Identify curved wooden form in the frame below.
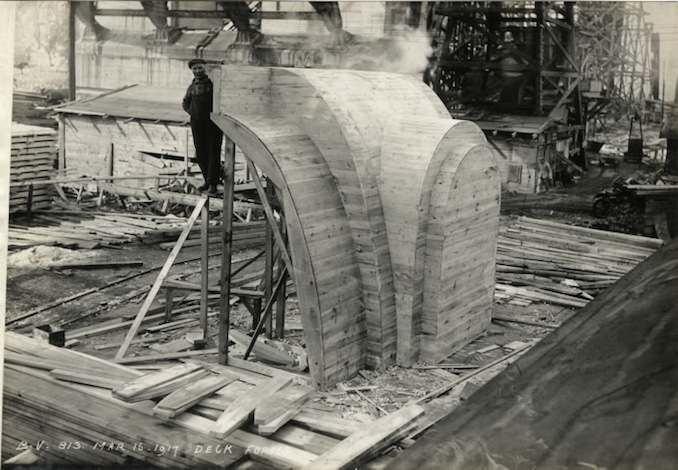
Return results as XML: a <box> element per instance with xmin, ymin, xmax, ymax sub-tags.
<box><xmin>211</xmin><ymin>113</ymin><xmax>364</xmax><ymax>390</ymax></box>
<box><xmin>422</xmin><ymin>144</ymin><xmax>501</xmax><ymax>362</ymax></box>
<box><xmin>212</xmin><ymin>66</ymin><xmax>501</xmax><ymax>387</ymax></box>
<box><xmin>381</xmin><ymin>117</ymin><xmax>499</xmax><ymax>365</ymax></box>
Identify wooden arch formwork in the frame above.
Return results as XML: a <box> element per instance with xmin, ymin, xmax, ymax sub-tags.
<box><xmin>212</xmin><ymin>66</ymin><xmax>501</xmax><ymax>390</ymax></box>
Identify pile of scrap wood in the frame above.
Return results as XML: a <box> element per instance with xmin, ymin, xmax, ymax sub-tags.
<box><xmin>7</xmin><ymin>211</ymin><xmax>265</xmax><ymax>251</ymax></box>
<box><xmin>495</xmin><ymin>216</ymin><xmax>663</xmax><ymax>308</ymax></box>
<box><xmin>10</xmin><ymin>123</ymin><xmax>57</xmax><ymax>214</ymax></box>
<box><xmin>3</xmin><ymin>332</ymin><xmax>424</xmax><ymax>469</ymax></box>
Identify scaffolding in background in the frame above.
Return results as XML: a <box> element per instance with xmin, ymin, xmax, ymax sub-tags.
<box><xmin>577</xmin><ymin>1</ymin><xmax>659</xmax><ymax>122</ymax></box>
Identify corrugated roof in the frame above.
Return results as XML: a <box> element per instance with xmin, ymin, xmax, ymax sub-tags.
<box><xmin>54</xmin><ymin>85</ymin><xmax>189</xmax><ymax>123</ymax></box>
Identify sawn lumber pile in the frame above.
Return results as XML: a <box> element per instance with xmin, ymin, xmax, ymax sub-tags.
<box><xmin>3</xmin><ymin>332</ymin><xmax>424</xmax><ymax>469</ymax></box>
<box><xmin>10</xmin><ymin>123</ymin><xmax>57</xmax><ymax>214</ymax></box>
<box><xmin>495</xmin><ymin>216</ymin><xmax>663</xmax><ymax>308</ymax></box>
<box><xmin>7</xmin><ymin>211</ymin><xmax>265</xmax><ymax>251</ymax></box>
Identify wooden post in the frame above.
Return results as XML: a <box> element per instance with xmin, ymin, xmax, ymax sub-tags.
<box><xmin>185</xmin><ymin>129</ymin><xmax>190</xmax><ymax>177</ymax></box>
<box><xmin>57</xmin><ymin>114</ymin><xmax>66</xmax><ymax>170</ymax></box>
<box><xmin>264</xmin><ymin>182</ymin><xmax>274</xmax><ymax>338</ymax></box>
<box><xmin>108</xmin><ymin>142</ymin><xmax>114</xmax><ymax>176</ymax></box>
<box><xmin>68</xmin><ymin>2</ymin><xmax>76</xmax><ymax>101</ymax></box>
<box><xmin>200</xmin><ymin>197</ymin><xmax>209</xmax><ymax>333</ymax></box>
<box><xmin>275</xmin><ymin>215</ymin><xmax>287</xmax><ymax>339</ymax></box>
<box><xmin>219</xmin><ymin>137</ymin><xmax>236</xmax><ymax>365</ymax></box>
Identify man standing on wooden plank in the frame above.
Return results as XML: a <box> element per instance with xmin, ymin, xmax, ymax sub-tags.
<box><xmin>183</xmin><ymin>58</ymin><xmax>223</xmax><ymax>196</ymax></box>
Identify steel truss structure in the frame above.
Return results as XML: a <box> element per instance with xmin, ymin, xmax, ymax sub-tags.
<box><xmin>425</xmin><ymin>1</ymin><xmax>582</xmax><ymax>121</ymax></box>
<box><xmin>576</xmin><ymin>1</ymin><xmax>658</xmax><ymax>120</ymax></box>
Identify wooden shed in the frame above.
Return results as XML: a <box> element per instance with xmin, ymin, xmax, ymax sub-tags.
<box><xmin>211</xmin><ymin>66</ymin><xmax>501</xmax><ymax>388</ymax></box>
<box><xmin>471</xmin><ymin>114</ymin><xmax>582</xmax><ymax>194</ymax></box>
<box><xmin>53</xmin><ymin>85</ymin><xmax>197</xmax><ymax>186</ymax></box>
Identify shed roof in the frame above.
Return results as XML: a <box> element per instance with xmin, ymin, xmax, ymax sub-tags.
<box><xmin>54</xmin><ymin>85</ymin><xmax>189</xmax><ymax>124</ymax></box>
<box><xmin>469</xmin><ymin>114</ymin><xmax>554</xmax><ymax>135</ymax></box>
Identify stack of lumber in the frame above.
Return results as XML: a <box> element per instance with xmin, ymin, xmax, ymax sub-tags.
<box><xmin>7</xmin><ymin>211</ymin><xmax>185</xmax><ymax>250</ymax></box>
<box><xmin>151</xmin><ymin>220</ymin><xmax>266</xmax><ymax>249</ymax></box>
<box><xmin>7</xmin><ymin>211</ymin><xmax>266</xmax><ymax>251</ymax></box>
<box><xmin>495</xmin><ymin>216</ymin><xmax>663</xmax><ymax>308</ymax></box>
<box><xmin>12</xmin><ymin>91</ymin><xmax>58</xmax><ymax>129</ymax></box>
<box><xmin>3</xmin><ymin>332</ymin><xmax>424</xmax><ymax>469</ymax></box>
<box><xmin>10</xmin><ymin>123</ymin><xmax>57</xmax><ymax>214</ymax></box>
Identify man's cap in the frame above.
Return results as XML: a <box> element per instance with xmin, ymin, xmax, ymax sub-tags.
<box><xmin>188</xmin><ymin>58</ymin><xmax>207</xmax><ymax>69</ymax></box>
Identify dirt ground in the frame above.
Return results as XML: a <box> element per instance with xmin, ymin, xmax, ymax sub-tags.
<box><xmin>4</xmin><ymin>143</ymin><xmax>668</xmax><ymax>425</ymax></box>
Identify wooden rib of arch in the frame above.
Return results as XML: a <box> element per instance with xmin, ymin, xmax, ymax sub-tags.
<box><xmin>211</xmin><ymin>113</ymin><xmax>365</xmax><ymax>390</ymax></box>
<box><xmin>381</xmin><ymin>117</ymin><xmax>497</xmax><ymax>365</ymax></box>
<box><xmin>422</xmin><ymin>144</ymin><xmax>501</xmax><ymax>362</ymax></box>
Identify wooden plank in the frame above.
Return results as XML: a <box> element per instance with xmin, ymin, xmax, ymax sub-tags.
<box><xmin>303</xmin><ymin>404</ymin><xmax>425</xmax><ymax>470</ymax></box>
<box><xmin>254</xmin><ymin>383</ymin><xmax>314</xmax><ymax>425</ymax></box>
<box><xmin>210</xmin><ymin>375</ymin><xmax>294</xmax><ymax>439</ymax></box>
<box><xmin>114</xmin><ymin>349</ymin><xmax>219</xmax><ymax>364</ymax></box>
<box><xmin>256</xmin><ymin>384</ymin><xmax>315</xmax><ymax>435</ymax></box>
<box><xmin>115</xmin><ymin>197</ymin><xmax>207</xmax><ymax>360</ymax></box>
<box><xmin>112</xmin><ymin>363</ymin><xmax>205</xmax><ymax>400</ymax></box>
<box><xmin>230</xmin><ymin>329</ymin><xmax>296</xmax><ymax>366</ymax></box>
<box><xmin>3</xmin><ymin>351</ymin><xmax>120</xmax><ymax>380</ymax></box>
<box><xmin>4</xmin><ymin>333</ymin><xmax>141</xmax><ymax>381</ymax></box>
<box><xmin>153</xmin><ymin>372</ymin><xmax>239</xmax><ymax>419</ymax></box>
<box><xmin>49</xmin><ymin>369</ymin><xmax>125</xmax><ymax>389</ymax></box>
<box><xmin>291</xmin><ymin>409</ymin><xmax>362</xmax><ymax>439</ymax></box>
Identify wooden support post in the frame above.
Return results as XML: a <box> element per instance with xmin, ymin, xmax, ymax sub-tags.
<box><xmin>57</xmin><ymin>114</ymin><xmax>66</xmax><ymax>170</ymax></box>
<box><xmin>68</xmin><ymin>1</ymin><xmax>76</xmax><ymax>101</ymax></box>
<box><xmin>219</xmin><ymin>137</ymin><xmax>236</xmax><ymax>365</ymax></box>
<box><xmin>264</xmin><ymin>182</ymin><xmax>274</xmax><ymax>339</ymax></box>
<box><xmin>200</xmin><ymin>197</ymin><xmax>209</xmax><ymax>334</ymax></box>
<box><xmin>185</xmin><ymin>129</ymin><xmax>191</xmax><ymax>177</ymax></box>
<box><xmin>252</xmin><ymin>298</ymin><xmax>262</xmax><ymax>332</ymax></box>
<box><xmin>108</xmin><ymin>142</ymin><xmax>115</xmax><ymax>176</ymax></box>
<box><xmin>114</xmin><ymin>197</ymin><xmax>207</xmax><ymax>360</ymax></box>
<box><xmin>243</xmin><ymin>266</ymin><xmax>288</xmax><ymax>361</ymax></box>
<box><xmin>275</xmin><ymin>216</ymin><xmax>287</xmax><ymax>339</ymax></box>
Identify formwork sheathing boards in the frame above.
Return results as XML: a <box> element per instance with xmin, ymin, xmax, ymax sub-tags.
<box><xmin>211</xmin><ymin>66</ymin><xmax>500</xmax><ymax>390</ymax></box>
